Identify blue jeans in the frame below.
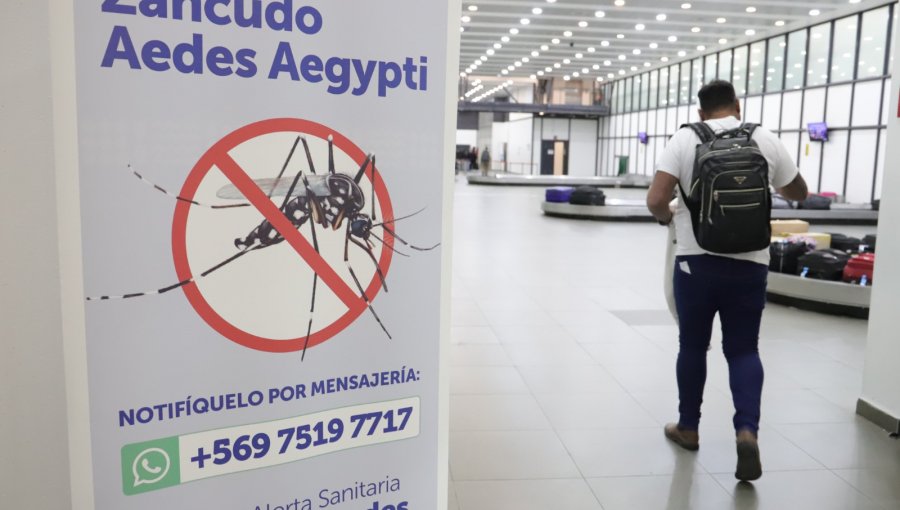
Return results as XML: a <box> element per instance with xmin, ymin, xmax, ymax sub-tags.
<box><xmin>673</xmin><ymin>254</ymin><xmax>768</xmax><ymax>434</ymax></box>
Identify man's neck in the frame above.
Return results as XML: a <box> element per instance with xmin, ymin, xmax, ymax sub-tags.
<box><xmin>704</xmin><ymin>111</ymin><xmax>738</xmax><ymax>121</ymax></box>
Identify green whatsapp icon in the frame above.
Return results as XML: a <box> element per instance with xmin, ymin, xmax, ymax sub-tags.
<box><xmin>121</xmin><ymin>436</ymin><xmax>180</xmax><ymax>495</ymax></box>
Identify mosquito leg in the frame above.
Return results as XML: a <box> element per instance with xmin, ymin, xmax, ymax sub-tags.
<box><xmin>372</xmin><ymin>207</ymin><xmax>427</xmax><ymax>228</ymax></box>
<box><xmin>327</xmin><ymin>135</ymin><xmax>335</xmax><ymax>175</ymax></box>
<box><xmin>86</xmin><ymin>245</ymin><xmax>263</xmax><ymax>300</ymax></box>
<box><xmin>371</xmin><ymin>155</ymin><xmax>377</xmax><ymax>221</ymax></box>
<box><xmin>301</xmin><ymin>272</ymin><xmax>318</xmax><ymax>362</ymax></box>
<box><xmin>350</xmin><ymin>236</ymin><xmax>388</xmax><ymax>292</ymax></box>
<box><xmin>128</xmin><ymin>164</ymin><xmax>250</xmax><ymax>209</ymax></box>
<box><xmin>300</xmin><ymin>171</ymin><xmax>324</xmax><ymax>362</ymax></box>
<box><xmin>370</xmin><ymin>233</ymin><xmax>411</xmax><ymax>258</ymax></box>
<box><xmin>346</xmin><ymin>262</ymin><xmax>391</xmax><ymax>340</ymax></box>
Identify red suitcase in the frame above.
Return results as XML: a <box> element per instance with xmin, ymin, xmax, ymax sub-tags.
<box><xmin>843</xmin><ymin>253</ymin><xmax>875</xmax><ymax>286</ymax></box>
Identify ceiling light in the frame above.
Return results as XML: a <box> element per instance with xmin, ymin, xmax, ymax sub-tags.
<box><xmin>691</xmin><ymin>27</ymin><xmax>701</xmax><ymax>33</ymax></box>
<box><xmin>532</xmin><ymin>7</ymin><xmax>543</xmax><ymax>14</ymax></box>
<box><xmin>746</xmin><ymin>6</ymin><xmax>757</xmax><ymax>13</ymax></box>
<box><xmin>487</xmin><ymin>49</ymin><xmax>495</xmax><ymax>55</ymax></box>
<box><xmin>554</xmin><ymin>63</ymin><xmax>561</xmax><ymax>68</ymax></box>
<box><xmin>630</xmin><ymin>66</ymin><xmax>637</xmax><ymax>71</ymax></box>
<box><xmin>636</xmin><ymin>23</ymin><xmax>646</xmax><ymax>30</ymax></box>
<box><xmin>531</xmin><ymin>51</ymin><xmax>539</xmax><ymax>57</ymax></box>
<box><xmin>601</xmin><ymin>40</ymin><xmax>610</xmax><ymax>47</ymax></box>
<box><xmin>608</xmin><ymin>73</ymin><xmax>615</xmax><ymax>78</ymax></box>
<box><xmin>649</xmin><ymin>42</ymin><xmax>658</xmax><ymax>49</ymax></box>
<box><xmin>633</xmin><ymin>49</ymin><xmax>642</xmax><ymax>55</ymax></box>
<box><xmin>573</xmin><ymin>72</ymin><xmax>580</xmax><ymax>77</ymax></box>
<box><xmin>460</xmin><ymin>72</ymin><xmax>466</xmax><ymax>77</ymax></box>
<box><xmin>775</xmin><ymin>20</ymin><xmax>785</xmax><ymax>27</ymax></box>
<box><xmin>537</xmin><ymin>71</ymin><xmax>544</xmax><ymax>76</ymax></box>
<box><xmin>595</xmin><ymin>10</ymin><xmax>606</xmax><ymax>17</ymax></box>
<box><xmin>563</xmin><ymin>30</ymin><xmax>573</xmax><ymax>37</ymax></box>
<box><xmin>644</xmin><ymin>62</ymin><xmax>651</xmax><ymax>67</ymax></box>
<box><xmin>668</xmin><ymin>35</ymin><xmax>678</xmax><ymax>42</ymax></box>
<box><xmin>501</xmin><ymin>69</ymin><xmax>508</xmax><ymax>74</ymax></box>
<box><xmin>809</xmin><ymin>9</ymin><xmax>820</xmax><ymax>16</ymax></box>
<box><xmin>575</xmin><ymin>53</ymin><xmax>584</xmax><ymax>58</ymax></box>
<box><xmin>656</xmin><ymin>14</ymin><xmax>667</xmax><ymax>22</ymax></box>
<box><xmin>604</xmin><ymin>60</ymin><xmax>611</xmax><ymax>65</ymax></box>
<box><xmin>661</xmin><ymin>56</ymin><xmax>669</xmax><ymax>62</ymax></box>
<box><xmin>719</xmin><ymin>38</ymin><xmax>728</xmax><ymax>44</ymax></box>
<box><xmin>697</xmin><ymin>45</ymin><xmax>706</xmax><ymax>51</ymax></box>
<box><xmin>678</xmin><ymin>50</ymin><xmax>687</xmax><ymax>57</ymax></box>
<box><xmin>507</xmin><ymin>65</ymin><xmax>514</xmax><ymax>70</ymax></box>
<box><xmin>520</xmin><ymin>18</ymin><xmax>530</xmax><ymax>25</ymax></box>
<box><xmin>588</xmin><ymin>47</ymin><xmax>596</xmax><ymax>52</ymax></box>
<box><xmin>522</xmin><ymin>57</ymin><xmax>530</xmax><ymax>62</ymax></box>
<box><xmin>461</xmin><ymin>16</ymin><xmax>471</xmax><ymax>22</ymax></box>
<box><xmin>681</xmin><ymin>3</ymin><xmax>692</xmax><ymax>8</ymax></box>
<box><xmin>514</xmin><ymin>61</ymin><xmax>522</xmax><ymax>67</ymax></box>
<box><xmin>529</xmin><ymin>74</ymin><xmax>537</xmax><ymax>79</ymax></box>
<box><xmin>618</xmin><ymin>55</ymin><xmax>626</xmax><ymax>60</ymax></box>
<box><xmin>615</xmin><ymin>0</ymin><xmax>625</xmax><ymax>6</ymax></box>
<box><xmin>563</xmin><ymin>58</ymin><xmax>571</xmax><ymax>64</ymax></box>
<box><xmin>593</xmin><ymin>64</ymin><xmax>600</xmax><ymax>69</ymax></box>
<box><xmin>510</xmin><ymin>28</ymin><xmax>519</xmax><ymax>34</ymax></box>
<box><xmin>597</xmin><ymin>77</ymin><xmax>604</xmax><ymax>81</ymax></box>
<box><xmin>502</xmin><ymin>36</ymin><xmax>510</xmax><ymax>42</ymax></box>
<box><xmin>617</xmin><ymin>34</ymin><xmax>625</xmax><ymax>39</ymax></box>
<box><xmin>564</xmin><ymin>75</ymin><xmax>571</xmax><ymax>81</ymax></box>
<box><xmin>460</xmin><ymin>27</ymin><xmax>464</xmax><ymax>32</ymax></box>
<box><xmin>541</xmin><ymin>45</ymin><xmax>549</xmax><ymax>51</ymax></box>
<box><xmin>494</xmin><ymin>43</ymin><xmax>502</xmax><ymax>49</ymax></box>
<box><xmin>545</xmin><ymin>67</ymin><xmax>552</xmax><ymax>71</ymax></box>
<box><xmin>552</xmin><ymin>38</ymin><xmax>560</xmax><ymax>44</ymax></box>
<box><xmin>745</xmin><ymin>29</ymin><xmax>756</xmax><ymax>36</ymax></box>
<box><xmin>578</xmin><ymin>21</ymin><xmax>588</xmax><ymax>28</ymax></box>
<box><xmin>716</xmin><ymin>17</ymin><xmax>726</xmax><ymax>23</ymax></box>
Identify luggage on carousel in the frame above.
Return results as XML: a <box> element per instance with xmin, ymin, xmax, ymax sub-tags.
<box><xmin>785</xmin><ymin>232</ymin><xmax>831</xmax><ymax>250</ymax></box>
<box><xmin>829</xmin><ymin>233</ymin><xmax>864</xmax><ymax>254</ymax></box>
<box><xmin>771</xmin><ymin>219</ymin><xmax>809</xmax><ymax>236</ymax></box>
<box><xmin>569</xmin><ymin>186</ymin><xmax>606</xmax><ymax>206</ymax></box>
<box><xmin>796</xmin><ymin>249</ymin><xmax>852</xmax><ymax>281</ymax></box>
<box><xmin>799</xmin><ymin>194</ymin><xmax>832</xmax><ymax>210</ymax></box>
<box><xmin>772</xmin><ymin>193</ymin><xmax>795</xmax><ymax>209</ymax></box>
<box><xmin>545</xmin><ymin>187</ymin><xmax>575</xmax><ymax>203</ymax></box>
<box><xmin>862</xmin><ymin>234</ymin><xmax>877</xmax><ymax>253</ymax></box>
<box><xmin>769</xmin><ymin>239</ymin><xmax>812</xmax><ymax>274</ymax></box>
<box><xmin>843</xmin><ymin>253</ymin><xmax>875</xmax><ymax>286</ymax></box>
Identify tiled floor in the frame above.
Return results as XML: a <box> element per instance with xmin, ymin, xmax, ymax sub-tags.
<box><xmin>447</xmin><ymin>180</ymin><xmax>900</xmax><ymax>510</ymax></box>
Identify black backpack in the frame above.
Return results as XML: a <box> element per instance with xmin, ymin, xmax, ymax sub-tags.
<box><xmin>679</xmin><ymin>122</ymin><xmax>771</xmax><ymax>254</ymax></box>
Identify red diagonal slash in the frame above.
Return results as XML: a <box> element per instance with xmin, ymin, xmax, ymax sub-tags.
<box><xmin>214</xmin><ymin>152</ymin><xmax>360</xmax><ymax>309</ymax></box>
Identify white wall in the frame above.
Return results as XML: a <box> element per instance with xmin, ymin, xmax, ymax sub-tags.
<box><xmin>861</xmin><ymin>30</ymin><xmax>900</xmax><ymax>426</ymax></box>
<box><xmin>569</xmin><ymin>119</ymin><xmax>598</xmax><ymax>176</ymax></box>
<box><xmin>0</xmin><ymin>1</ymin><xmax>73</xmax><ymax>508</ymax></box>
<box><xmin>456</xmin><ymin>129</ymin><xmax>477</xmax><ymax>147</ymax></box>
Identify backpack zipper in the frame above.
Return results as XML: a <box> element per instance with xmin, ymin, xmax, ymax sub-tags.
<box><xmin>697</xmin><ymin>146</ymin><xmax>763</xmax><ymax>165</ymax></box>
<box><xmin>706</xmin><ymin>173</ymin><xmax>765</xmax><ymax>224</ymax></box>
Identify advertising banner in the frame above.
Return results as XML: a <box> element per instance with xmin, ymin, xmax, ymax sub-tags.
<box><xmin>70</xmin><ymin>2</ymin><xmax>454</xmax><ymax>508</ymax></box>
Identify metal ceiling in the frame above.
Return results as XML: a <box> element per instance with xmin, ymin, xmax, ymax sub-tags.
<box><xmin>458</xmin><ymin>0</ymin><xmax>878</xmax><ymax>82</ymax></box>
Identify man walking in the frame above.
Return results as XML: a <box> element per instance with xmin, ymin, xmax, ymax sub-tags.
<box><xmin>646</xmin><ymin>80</ymin><xmax>808</xmax><ymax>481</ymax></box>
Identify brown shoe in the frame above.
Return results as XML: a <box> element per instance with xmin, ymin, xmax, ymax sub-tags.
<box><xmin>664</xmin><ymin>423</ymin><xmax>699</xmax><ymax>451</ymax></box>
<box><xmin>735</xmin><ymin>429</ymin><xmax>762</xmax><ymax>481</ymax></box>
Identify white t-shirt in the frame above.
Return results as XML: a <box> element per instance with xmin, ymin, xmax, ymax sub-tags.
<box><xmin>656</xmin><ymin>116</ymin><xmax>799</xmax><ymax>266</ymax></box>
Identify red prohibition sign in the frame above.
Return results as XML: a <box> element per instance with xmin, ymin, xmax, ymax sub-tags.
<box><xmin>172</xmin><ymin>118</ymin><xmax>394</xmax><ymax>353</ymax></box>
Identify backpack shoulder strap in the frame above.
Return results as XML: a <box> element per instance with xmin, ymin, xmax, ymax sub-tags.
<box><xmin>680</xmin><ymin>122</ymin><xmax>716</xmax><ymax>144</ymax></box>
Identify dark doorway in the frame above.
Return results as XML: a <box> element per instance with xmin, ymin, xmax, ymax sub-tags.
<box><xmin>540</xmin><ymin>140</ymin><xmax>569</xmax><ymax>175</ymax></box>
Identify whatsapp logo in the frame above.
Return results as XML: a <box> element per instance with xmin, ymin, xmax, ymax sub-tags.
<box><xmin>122</xmin><ymin>437</ymin><xmax>180</xmax><ymax>495</ymax></box>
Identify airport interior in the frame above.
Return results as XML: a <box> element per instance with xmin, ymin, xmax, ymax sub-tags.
<box><xmin>4</xmin><ymin>1</ymin><xmax>900</xmax><ymax>510</ymax></box>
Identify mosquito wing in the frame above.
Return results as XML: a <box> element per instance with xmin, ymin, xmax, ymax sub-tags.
<box><xmin>216</xmin><ymin>175</ymin><xmax>331</xmax><ymax>199</ymax></box>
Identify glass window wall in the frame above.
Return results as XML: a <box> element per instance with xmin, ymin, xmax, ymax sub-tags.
<box><xmin>669</xmin><ymin>64</ymin><xmax>679</xmax><ymax>105</ymax></box>
<box><xmin>831</xmin><ymin>16</ymin><xmax>858</xmax><ymax>82</ymax></box>
<box><xmin>785</xmin><ymin>30</ymin><xmax>807</xmax><ymax>90</ymax></box>
<box><xmin>807</xmin><ymin>23</ymin><xmax>831</xmax><ymax>86</ymax></box>
<box><xmin>749</xmin><ymin>41</ymin><xmax>765</xmax><ymax>94</ymax></box>
<box><xmin>649</xmin><ymin>70</ymin><xmax>659</xmax><ymax>109</ymax></box>
<box><xmin>733</xmin><ymin>46</ymin><xmax>748</xmax><ymax>95</ymax></box>
<box><xmin>704</xmin><ymin>54</ymin><xmax>717</xmax><ymax>84</ymax></box>
<box><xmin>859</xmin><ymin>6</ymin><xmax>890</xmax><ymax>79</ymax></box>
<box><xmin>719</xmin><ymin>49</ymin><xmax>733</xmax><ymax>82</ymax></box>
<box><xmin>680</xmin><ymin>61</ymin><xmax>691</xmax><ymax>104</ymax></box>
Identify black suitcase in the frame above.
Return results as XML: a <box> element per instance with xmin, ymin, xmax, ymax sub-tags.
<box><xmin>829</xmin><ymin>233</ymin><xmax>863</xmax><ymax>254</ymax></box>
<box><xmin>769</xmin><ymin>240</ymin><xmax>811</xmax><ymax>274</ymax></box>
<box><xmin>799</xmin><ymin>194</ymin><xmax>832</xmax><ymax>210</ymax></box>
<box><xmin>569</xmin><ymin>186</ymin><xmax>606</xmax><ymax>206</ymax></box>
<box><xmin>772</xmin><ymin>193</ymin><xmax>795</xmax><ymax>210</ymax></box>
<box><xmin>862</xmin><ymin>234</ymin><xmax>876</xmax><ymax>253</ymax></box>
<box><xmin>797</xmin><ymin>249</ymin><xmax>852</xmax><ymax>281</ymax></box>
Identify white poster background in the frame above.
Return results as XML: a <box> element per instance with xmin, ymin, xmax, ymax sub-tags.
<box><xmin>51</xmin><ymin>1</ymin><xmax>459</xmax><ymax>509</ymax></box>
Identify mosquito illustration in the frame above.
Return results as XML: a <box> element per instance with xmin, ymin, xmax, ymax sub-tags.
<box><xmin>87</xmin><ymin>135</ymin><xmax>439</xmax><ymax>360</ymax></box>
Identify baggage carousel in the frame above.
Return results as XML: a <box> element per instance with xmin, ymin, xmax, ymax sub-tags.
<box><xmin>542</xmin><ymin>200</ymin><xmax>879</xmax><ymax>225</ymax></box>
<box><xmin>766</xmin><ymin>272</ymin><xmax>871</xmax><ymax>319</ymax></box>
<box><xmin>468</xmin><ymin>173</ymin><xmax>653</xmax><ymax>188</ymax></box>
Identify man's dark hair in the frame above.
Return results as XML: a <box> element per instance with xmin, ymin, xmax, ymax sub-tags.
<box><xmin>698</xmin><ymin>80</ymin><xmax>738</xmax><ymax>113</ymax></box>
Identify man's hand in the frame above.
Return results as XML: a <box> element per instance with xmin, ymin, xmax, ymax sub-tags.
<box><xmin>647</xmin><ymin>171</ymin><xmax>680</xmax><ymax>225</ymax></box>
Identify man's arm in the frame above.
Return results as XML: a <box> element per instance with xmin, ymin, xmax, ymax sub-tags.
<box><xmin>647</xmin><ymin>171</ymin><xmax>680</xmax><ymax>225</ymax></box>
<box><xmin>777</xmin><ymin>173</ymin><xmax>808</xmax><ymax>202</ymax></box>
